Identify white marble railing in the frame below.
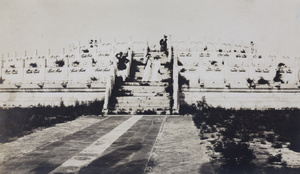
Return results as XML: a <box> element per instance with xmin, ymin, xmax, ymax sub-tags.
<box><xmin>103</xmin><ymin>64</ymin><xmax>116</xmax><ymax>114</ymax></box>
<box><xmin>173</xmin><ymin>47</ymin><xmax>179</xmax><ymax>113</ymax></box>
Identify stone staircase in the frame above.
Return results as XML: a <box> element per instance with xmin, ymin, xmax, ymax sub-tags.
<box><xmin>108</xmin><ymin>51</ymin><xmax>172</xmax><ymax>115</ymax></box>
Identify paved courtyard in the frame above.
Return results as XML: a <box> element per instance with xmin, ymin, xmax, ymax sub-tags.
<box><xmin>0</xmin><ymin>115</ymin><xmax>210</xmax><ymax>174</ymax></box>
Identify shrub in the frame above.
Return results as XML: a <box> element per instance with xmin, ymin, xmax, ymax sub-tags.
<box><xmin>202</xmin><ymin>124</ymin><xmax>208</xmax><ymax>130</ymax></box>
<box><xmin>221</xmin><ymin>128</ymin><xmax>236</xmax><ymax>140</ymax></box>
<box><xmin>272</xmin><ymin>142</ymin><xmax>283</xmax><ymax>148</ymax></box>
<box><xmin>221</xmin><ymin>141</ymin><xmax>256</xmax><ymax>166</ymax></box>
<box><xmin>200</xmin><ymin>136</ymin><xmax>209</xmax><ymax>140</ymax></box>
<box><xmin>241</xmin><ymin>133</ymin><xmax>251</xmax><ymax>142</ymax></box>
<box><xmin>258</xmin><ymin>132</ymin><xmax>266</xmax><ymax>138</ymax></box>
<box><xmin>55</xmin><ymin>60</ymin><xmax>65</xmax><ymax>67</ymax></box>
<box><xmin>0</xmin><ymin>99</ymin><xmax>104</xmax><ymax>143</ymax></box>
<box><xmin>204</xmin><ymin>129</ymin><xmax>212</xmax><ymax>133</ymax></box>
<box><xmin>266</xmin><ymin>134</ymin><xmax>275</xmax><ymax>143</ymax></box>
<box><xmin>289</xmin><ymin>134</ymin><xmax>300</xmax><ymax>152</ymax></box>
<box><xmin>180</xmin><ymin>102</ymin><xmax>197</xmax><ymax>115</ymax></box>
<box><xmin>0</xmin><ymin>77</ymin><xmax>5</xmax><ymax>84</ymax></box>
<box><xmin>267</xmin><ymin>154</ymin><xmax>282</xmax><ymax>163</ymax></box>
<box><xmin>211</xmin><ymin>126</ymin><xmax>217</xmax><ymax>132</ymax></box>
<box><xmin>178</xmin><ymin>74</ymin><xmax>189</xmax><ymax>91</ymax></box>
<box><xmin>214</xmin><ymin>141</ymin><xmax>223</xmax><ymax>152</ymax></box>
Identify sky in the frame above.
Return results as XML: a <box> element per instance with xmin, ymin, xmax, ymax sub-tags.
<box><xmin>1</xmin><ymin>0</ymin><xmax>300</xmax><ymax>56</ymax></box>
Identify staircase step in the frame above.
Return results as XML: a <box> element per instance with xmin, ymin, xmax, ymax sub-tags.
<box><xmin>108</xmin><ymin>50</ymin><xmax>172</xmax><ymax>115</ymax></box>
<box><xmin>133</xmin><ymin>52</ymin><xmax>144</xmax><ymax>56</ymax></box>
<box><xmin>116</xmin><ymin>96</ymin><xmax>169</xmax><ymax>102</ymax></box>
<box><xmin>134</xmin><ymin>73</ymin><xmax>171</xmax><ymax>78</ymax></box>
<box><xmin>116</xmin><ymin>98</ymin><xmax>170</xmax><ymax>104</ymax></box>
<box><xmin>135</xmin><ymin>69</ymin><xmax>171</xmax><ymax>74</ymax></box>
<box><xmin>149</xmin><ymin>52</ymin><xmax>168</xmax><ymax>59</ymax></box>
<box><xmin>133</xmin><ymin>76</ymin><xmax>171</xmax><ymax>81</ymax></box>
<box><xmin>114</xmin><ymin>104</ymin><xmax>170</xmax><ymax>108</ymax></box>
<box><xmin>119</xmin><ymin>92</ymin><xmax>169</xmax><ymax>97</ymax></box>
<box><xmin>136</xmin><ymin>65</ymin><xmax>170</xmax><ymax>69</ymax></box>
<box><xmin>115</xmin><ymin>103</ymin><xmax>170</xmax><ymax>108</ymax></box>
<box><xmin>109</xmin><ymin>107</ymin><xmax>170</xmax><ymax>115</ymax></box>
<box><xmin>123</xmin><ymin>82</ymin><xmax>168</xmax><ymax>86</ymax></box>
<box><xmin>121</xmin><ymin>84</ymin><xmax>166</xmax><ymax>91</ymax></box>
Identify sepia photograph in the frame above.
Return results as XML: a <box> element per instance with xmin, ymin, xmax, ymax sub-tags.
<box><xmin>1</xmin><ymin>0</ymin><xmax>300</xmax><ymax>173</ymax></box>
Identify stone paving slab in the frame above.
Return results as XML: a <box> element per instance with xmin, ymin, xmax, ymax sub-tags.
<box><xmin>0</xmin><ymin>116</ymin><xmax>130</xmax><ymax>174</ymax></box>
<box><xmin>51</xmin><ymin>115</ymin><xmax>143</xmax><ymax>174</ymax></box>
<box><xmin>0</xmin><ymin>115</ymin><xmax>210</xmax><ymax>174</ymax></box>
<box><xmin>0</xmin><ymin>116</ymin><xmax>107</xmax><ymax>164</ymax></box>
<box><xmin>78</xmin><ymin>116</ymin><xmax>165</xmax><ymax>174</ymax></box>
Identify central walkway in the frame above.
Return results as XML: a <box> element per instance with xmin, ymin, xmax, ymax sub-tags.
<box><xmin>0</xmin><ymin>115</ymin><xmax>209</xmax><ymax>174</ymax></box>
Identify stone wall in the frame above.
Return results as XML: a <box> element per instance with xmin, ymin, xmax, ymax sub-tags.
<box><xmin>0</xmin><ymin>89</ymin><xmax>105</xmax><ymax>108</ymax></box>
<box><xmin>181</xmin><ymin>90</ymin><xmax>300</xmax><ymax>109</ymax></box>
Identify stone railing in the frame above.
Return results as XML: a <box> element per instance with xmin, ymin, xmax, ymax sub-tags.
<box><xmin>103</xmin><ymin>64</ymin><xmax>116</xmax><ymax>114</ymax></box>
<box><xmin>144</xmin><ymin>41</ymin><xmax>149</xmax><ymax>57</ymax></box>
<box><xmin>172</xmin><ymin>47</ymin><xmax>180</xmax><ymax>114</ymax></box>
<box><xmin>103</xmin><ymin>48</ymin><xmax>117</xmax><ymax>114</ymax></box>
<box><xmin>168</xmin><ymin>37</ymin><xmax>172</xmax><ymax>62</ymax></box>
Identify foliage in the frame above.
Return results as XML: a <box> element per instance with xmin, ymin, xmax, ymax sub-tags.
<box><xmin>137</xmin><ymin>109</ymin><xmax>157</xmax><ymax>115</ymax></box>
<box><xmin>289</xmin><ymin>134</ymin><xmax>300</xmax><ymax>152</ymax></box>
<box><xmin>0</xmin><ymin>99</ymin><xmax>104</xmax><ymax>143</ymax></box>
<box><xmin>214</xmin><ymin>141</ymin><xmax>223</xmax><ymax>152</ymax></box>
<box><xmin>0</xmin><ymin>77</ymin><xmax>4</xmax><ymax>84</ymax></box>
<box><xmin>55</xmin><ymin>60</ymin><xmax>65</xmax><ymax>67</ymax></box>
<box><xmin>272</xmin><ymin>142</ymin><xmax>283</xmax><ymax>148</ymax></box>
<box><xmin>178</xmin><ymin>74</ymin><xmax>189</xmax><ymax>91</ymax></box>
<box><xmin>267</xmin><ymin>154</ymin><xmax>282</xmax><ymax>163</ymax></box>
<box><xmin>190</xmin><ymin>101</ymin><xmax>300</xmax><ymax>152</ymax></box>
<box><xmin>221</xmin><ymin>141</ymin><xmax>256</xmax><ymax>167</ymax></box>
<box><xmin>188</xmin><ymin>103</ymin><xmax>300</xmax><ymax>171</ymax></box>
<box><xmin>29</xmin><ymin>63</ymin><xmax>37</xmax><ymax>68</ymax></box>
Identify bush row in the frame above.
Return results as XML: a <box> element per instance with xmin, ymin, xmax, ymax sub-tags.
<box><xmin>187</xmin><ymin>97</ymin><xmax>300</xmax><ymax>152</ymax></box>
<box><xmin>0</xmin><ymin>99</ymin><xmax>103</xmax><ymax>143</ymax></box>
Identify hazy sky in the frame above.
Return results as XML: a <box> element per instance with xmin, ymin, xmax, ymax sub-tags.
<box><xmin>1</xmin><ymin>0</ymin><xmax>300</xmax><ymax>56</ymax></box>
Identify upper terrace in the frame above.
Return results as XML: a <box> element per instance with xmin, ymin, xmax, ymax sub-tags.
<box><xmin>0</xmin><ymin>38</ymin><xmax>300</xmax><ymax>109</ymax></box>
